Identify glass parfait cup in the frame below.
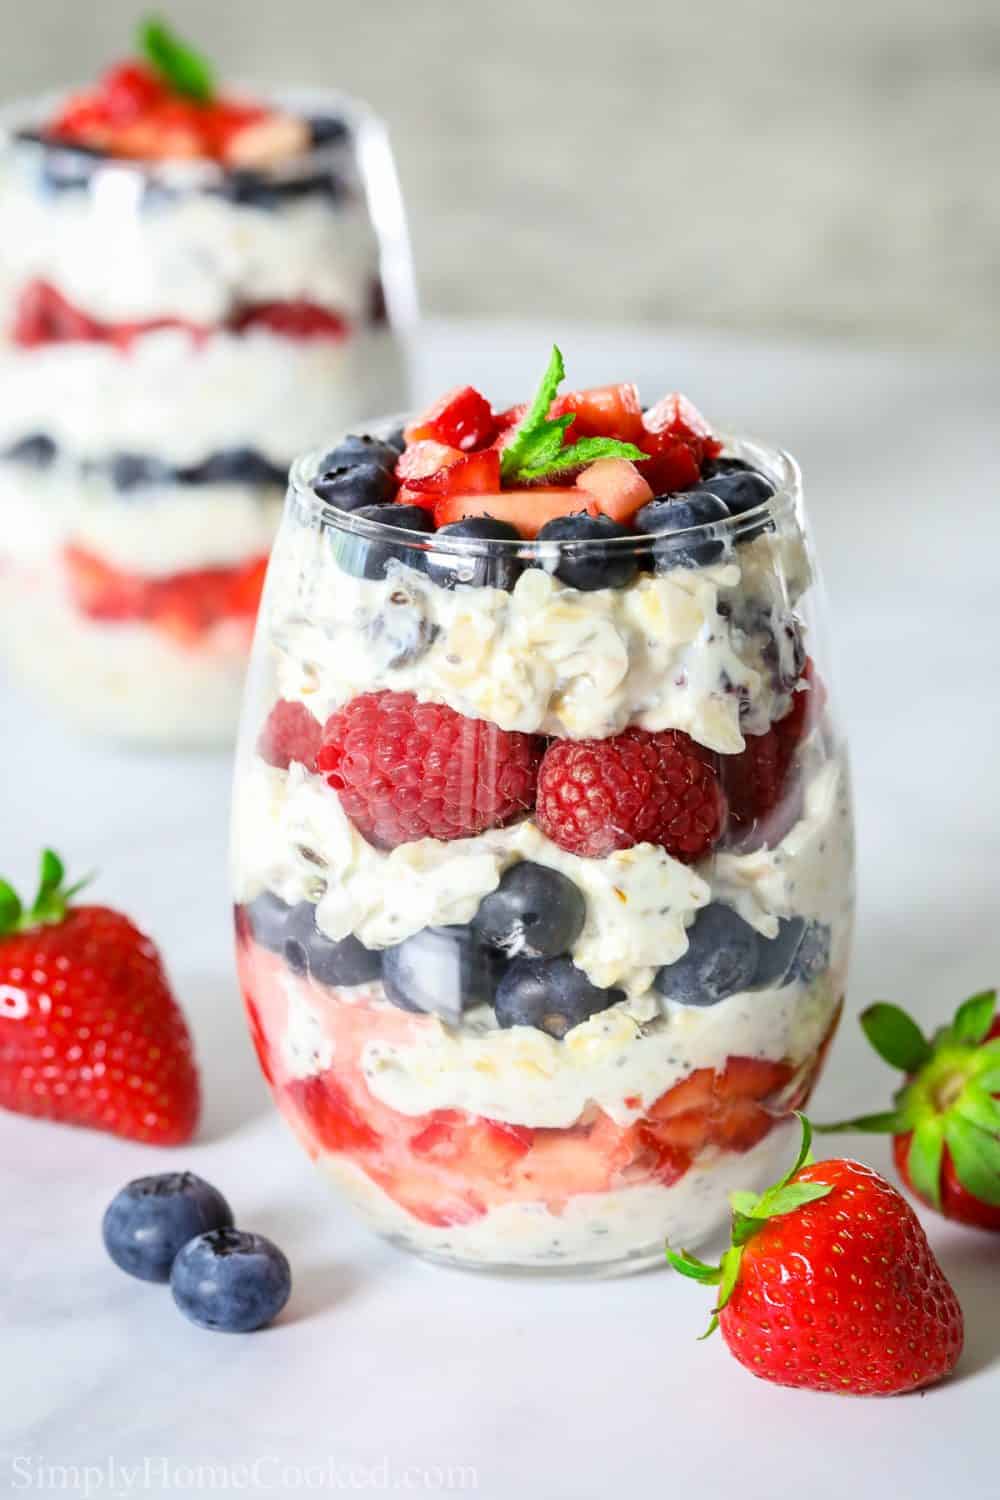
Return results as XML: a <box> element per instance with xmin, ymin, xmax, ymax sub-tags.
<box><xmin>232</xmin><ymin>426</ymin><xmax>855</xmax><ymax>1275</ymax></box>
<box><xmin>0</xmin><ymin>90</ymin><xmax>415</xmax><ymax>746</ymax></box>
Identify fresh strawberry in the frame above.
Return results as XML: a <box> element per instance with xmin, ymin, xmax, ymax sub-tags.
<box><xmin>0</xmin><ymin>851</ymin><xmax>199</xmax><ymax>1145</ymax></box>
<box><xmin>98</xmin><ymin>61</ymin><xmax>166</xmax><ymax>121</ymax></box>
<box><xmin>638</xmin><ymin>392</ymin><xmax>721</xmax><ymax>495</ymax></box>
<box><xmin>575</xmin><ymin>458</ymin><xmax>653</xmax><ymax>523</ymax></box>
<box><xmin>257</xmin><ymin>699</ymin><xmax>322</xmax><ymax>771</ymax></box>
<box><xmin>395</xmin><ymin>440</ymin><xmax>465</xmax><ymax>483</ymax></box>
<box><xmin>551</xmin><ymin>383</ymin><xmax>644</xmax><ymax>444</ymax></box>
<box><xmin>316</xmin><ymin>690</ymin><xmax>542</xmax><ymax>849</ymax></box>
<box><xmin>404</xmin><ymin>386</ymin><xmax>496</xmax><ymax>452</ymax></box>
<box><xmin>409</xmin><ymin>1111</ymin><xmax>534</xmax><ymax>1178</ymax></box>
<box><xmin>286</xmin><ymin>1073</ymin><xmax>380</xmax><ymax>1154</ymax></box>
<box><xmin>818</xmin><ymin>990</ymin><xmax>1000</xmax><ymax>1231</ymax></box>
<box><xmin>229</xmin><ymin>302</ymin><xmax>350</xmax><ymax>341</ymax></box>
<box><xmin>63</xmin><ymin>547</ymin><xmax>267</xmax><ymax>640</ymax></box>
<box><xmin>402</xmin><ymin>449</ymin><xmax>501</xmax><ymax>511</ymax></box>
<box><xmin>536</xmin><ymin>726</ymin><xmax>725</xmax><ymax>862</ymax></box>
<box><xmin>668</xmin><ymin>1117</ymin><xmax>964</xmax><ymax>1395</ymax></box>
<box><xmin>433</xmin><ymin>488</ymin><xmax>599</xmax><ymax>539</ymax></box>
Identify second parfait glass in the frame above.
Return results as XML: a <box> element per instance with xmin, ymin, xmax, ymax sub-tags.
<box><xmin>232</xmin><ymin>415</ymin><xmax>854</xmax><ymax>1274</ymax></box>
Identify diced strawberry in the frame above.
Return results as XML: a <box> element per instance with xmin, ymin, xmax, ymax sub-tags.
<box><xmin>405</xmin><ymin>448</ymin><xmax>501</xmax><ymax>504</ymax></box>
<box><xmin>642</xmin><ymin>392</ymin><xmax>721</xmax><ymax>459</ymax></box>
<box><xmin>12</xmin><ymin>281</ymin><xmax>104</xmax><ymax>348</ymax></box>
<box><xmin>551</xmin><ymin>383</ymin><xmax>644</xmax><ymax>444</ymax></box>
<box><xmin>575</xmin><ymin>458</ymin><xmax>653</xmax><ymax>523</ymax></box>
<box><xmin>636</xmin><ymin>440</ymin><xmax>702</xmax><ymax>497</ymax></box>
<box><xmin>62</xmin><ymin>546</ymin><xmax>146</xmax><ymax>620</ymax></box>
<box><xmin>494</xmin><ymin>403</ymin><xmax>527</xmax><ymax>430</ymax></box>
<box><xmin>98</xmin><ymin>61</ymin><xmax>166</xmax><ymax>122</ymax></box>
<box><xmin>404</xmin><ymin>386</ymin><xmax>497</xmax><ymax>452</ymax></box>
<box><xmin>395</xmin><ymin>441</ymin><xmax>465</xmax><ymax>482</ymax></box>
<box><xmin>433</xmin><ymin>489</ymin><xmax>599</xmax><ymax>539</ymax></box>
<box><xmin>230</xmin><ymin>302</ymin><xmax>350</xmax><ymax>340</ymax></box>
<box><xmin>285</xmin><ymin>1073</ymin><xmax>381</xmax><ymax>1155</ymax></box>
<box><xmin>224</xmin><ymin>555</ymin><xmax>269</xmax><ymax>616</ymax></box>
<box><xmin>409</xmin><ymin>1110</ymin><xmax>533</xmax><ymax>1176</ymax></box>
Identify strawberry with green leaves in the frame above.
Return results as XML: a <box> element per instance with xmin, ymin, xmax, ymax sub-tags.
<box><xmin>668</xmin><ymin>1117</ymin><xmax>963</xmax><ymax>1396</ymax></box>
<box><xmin>0</xmin><ymin>851</ymin><xmax>199</xmax><ymax>1145</ymax></box>
<box><xmin>817</xmin><ymin>989</ymin><xmax>1000</xmax><ymax>1230</ymax></box>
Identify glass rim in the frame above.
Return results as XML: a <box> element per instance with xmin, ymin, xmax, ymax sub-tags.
<box><xmin>287</xmin><ymin>421</ymin><xmax>803</xmax><ymax>558</ymax></box>
<box><xmin>0</xmin><ymin>84</ymin><xmax>388</xmax><ymax>188</ymax></box>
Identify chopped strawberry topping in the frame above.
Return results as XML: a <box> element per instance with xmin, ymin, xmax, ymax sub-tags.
<box><xmin>433</xmin><ymin>488</ymin><xmax>599</xmax><ymax>539</ymax></box>
<box><xmin>551</xmin><ymin>383</ymin><xmax>645</xmax><ymax>445</ymax></box>
<box><xmin>229</xmin><ymin>302</ymin><xmax>350</xmax><ymax>341</ymax></box>
<box><xmin>63</xmin><ymin>546</ymin><xmax>268</xmax><ymax>643</ymax></box>
<box><xmin>404</xmin><ymin>386</ymin><xmax>497</xmax><ymax>452</ymax></box>
<box><xmin>575</xmin><ymin>458</ymin><xmax>653</xmax><ymax>523</ymax></box>
<box><xmin>404</xmin><ymin>449</ymin><xmax>501</xmax><ymax>510</ymax></box>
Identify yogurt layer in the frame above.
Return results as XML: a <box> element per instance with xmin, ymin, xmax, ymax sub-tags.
<box><xmin>0</xmin><ymin>160</ymin><xmax>380</xmax><ymax>324</ymax></box>
<box><xmin>268</xmin><ymin>527</ymin><xmax>812</xmax><ymax>751</ymax></box>
<box><xmin>0</xmin><ymin>329</ymin><xmax>406</xmax><ymax>467</ymax></box>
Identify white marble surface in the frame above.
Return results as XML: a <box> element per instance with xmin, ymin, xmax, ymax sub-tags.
<box><xmin>1</xmin><ymin>321</ymin><xmax>999</xmax><ymax>1498</ymax></box>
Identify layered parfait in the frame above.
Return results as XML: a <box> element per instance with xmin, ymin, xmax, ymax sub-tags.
<box><xmin>0</xmin><ymin>21</ymin><xmax>412</xmax><ymax>743</ymax></box>
<box><xmin>233</xmin><ymin>348</ymin><xmax>855</xmax><ymax>1272</ymax></box>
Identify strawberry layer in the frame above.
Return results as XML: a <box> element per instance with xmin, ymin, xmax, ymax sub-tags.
<box><xmin>64</xmin><ymin>545</ymin><xmax>266</xmax><ymax>644</ymax></box>
<box><xmin>237</xmin><ymin>939</ymin><xmax>839</xmax><ymax>1234</ymax></box>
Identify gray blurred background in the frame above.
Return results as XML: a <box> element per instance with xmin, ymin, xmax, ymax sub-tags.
<box><xmin>3</xmin><ymin>0</ymin><xmax>998</xmax><ymax>347</ymax></box>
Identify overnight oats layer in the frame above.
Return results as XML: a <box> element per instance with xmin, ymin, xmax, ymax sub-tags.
<box><xmin>0</xmin><ymin>30</ymin><xmax>414</xmax><ymax>745</ymax></box>
<box><xmin>232</xmin><ymin>353</ymin><xmax>855</xmax><ymax>1273</ymax></box>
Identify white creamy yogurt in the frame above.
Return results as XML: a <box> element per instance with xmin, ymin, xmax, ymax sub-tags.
<box><xmin>233</xmin><ymin>762</ymin><xmax>711</xmax><ymax>995</ymax></box>
<box><xmin>0</xmin><ymin>163</ymin><xmax>380</xmax><ymax>324</ymax></box>
<box><xmin>317</xmin><ymin>1121</ymin><xmax>802</xmax><ymax>1269</ymax></box>
<box><xmin>0</xmin><ymin>328</ymin><xmax>406</xmax><ymax>466</ymax></box>
<box><xmin>268</xmin><ymin>526</ymin><xmax>811</xmax><ymax>750</ymax></box>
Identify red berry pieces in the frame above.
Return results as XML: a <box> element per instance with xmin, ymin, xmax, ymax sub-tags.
<box><xmin>317</xmin><ymin>691</ymin><xmax>542</xmax><ymax>849</ymax></box>
<box><xmin>257</xmin><ymin>700</ymin><xmax>322</xmax><ymax>772</ymax></box>
<box><xmin>637</xmin><ymin>392</ymin><xmax>722</xmax><ymax>495</ymax></box>
<box><xmin>723</xmin><ymin>660</ymin><xmax>823</xmax><ymax>836</ymax></box>
<box><xmin>229</xmin><ymin>302</ymin><xmax>350</xmax><ymax>341</ymax></box>
<box><xmin>550</xmin><ymin>383</ymin><xmax>645</xmax><ymax>445</ymax></box>
<box><xmin>536</xmin><ymin>727</ymin><xmax>725</xmax><ymax>862</ymax></box>
<box><xmin>405</xmin><ymin>386</ymin><xmax>497</xmax><ymax>452</ymax></box>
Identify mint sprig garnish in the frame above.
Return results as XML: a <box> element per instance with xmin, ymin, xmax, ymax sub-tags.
<box><xmin>0</xmin><ymin>849</ymin><xmax>92</xmax><ymax>937</ymax></box>
<box><xmin>500</xmin><ymin>345</ymin><xmax>647</xmax><ymax>483</ymax></box>
<box><xmin>667</xmin><ymin>1115</ymin><xmax>832</xmax><ymax>1338</ymax></box>
<box><xmin>139</xmin><ymin>17</ymin><xmax>216</xmax><ymax>103</ymax></box>
<box><xmin>816</xmin><ymin>989</ymin><xmax>1000</xmax><ymax>1211</ymax></box>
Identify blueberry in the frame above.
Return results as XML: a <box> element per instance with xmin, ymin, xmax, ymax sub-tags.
<box><xmin>319</xmin><ymin>433</ymin><xmax>402</xmax><ymax>475</ymax></box>
<box><xmin>495</xmin><ymin>956</ymin><xmax>623</xmax><ymax>1038</ymax></box>
<box><xmin>282</xmin><ymin>901</ymin><xmax>381</xmax><ymax>986</ymax></box>
<box><xmin>183</xmin><ymin>447</ymin><xmax>287</xmax><ymax>488</ymax></box>
<box><xmin>653</xmin><ymin>904</ymin><xmax>760</xmax><ymax>1006</ymax></box>
<box><xmin>536</xmin><ymin>513</ymin><xmax>639</xmax><ymax>591</ymax></box>
<box><xmin>702</xmin><ymin>456</ymin><xmax>754</xmax><ymax>479</ymax></box>
<box><xmin>474</xmin><ymin>863</ymin><xmax>586</xmax><ymax>959</ymax></box>
<box><xmin>170</xmin><ymin>1228</ymin><xmax>291</xmax><ymax>1333</ymax></box>
<box><xmin>425</xmin><ymin>518</ymin><xmax>523</xmax><ymax>592</ymax></box>
<box><xmin>337</xmin><ymin>503</ymin><xmax>434</xmax><ymax>581</ymax></box>
<box><xmin>753</xmin><ymin>916</ymin><xmax>806</xmax><ymax>988</ymax></box>
<box><xmin>313</xmin><ymin>460</ymin><xmax>397</xmax><ymax>513</ymax></box>
<box><xmin>102</xmin><ymin>1173</ymin><xmax>234</xmax><ymax>1284</ymax></box>
<box><xmin>308</xmin><ymin>114</ymin><xmax>350</xmax><ymax>147</ymax></box>
<box><xmin>107</xmin><ymin>452</ymin><xmax>174</xmax><ymax>492</ymax></box>
<box><xmin>700</xmin><ymin>468</ymin><xmax>775</xmax><ymax>518</ymax></box>
<box><xmin>4</xmin><ymin>432</ymin><xmax>57</xmax><ymax>468</ymax></box>
<box><xmin>789</xmin><ymin>922</ymin><xmax>831</xmax><ymax>985</ymax></box>
<box><xmin>635</xmin><ymin>491</ymin><xmax>731</xmax><ymax>569</ymax></box>
<box><xmin>363</xmin><ymin>577</ymin><xmax>437</xmax><ymax>667</ymax></box>
<box><xmin>382</xmin><ymin>925</ymin><xmax>500</xmax><ymax>1020</ymax></box>
<box><xmin>384</xmin><ymin>427</ymin><xmax>406</xmax><ymax>454</ymax></box>
<box><xmin>218</xmin><ymin>170</ymin><xmax>345</xmax><ymax>208</ymax></box>
<box><xmin>243</xmin><ymin>891</ymin><xmax>293</xmax><ymax>954</ymax></box>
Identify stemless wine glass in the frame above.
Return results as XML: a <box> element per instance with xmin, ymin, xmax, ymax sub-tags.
<box><xmin>0</xmin><ymin>90</ymin><xmax>415</xmax><ymax>745</ymax></box>
<box><xmin>232</xmin><ymin>423</ymin><xmax>855</xmax><ymax>1275</ymax></box>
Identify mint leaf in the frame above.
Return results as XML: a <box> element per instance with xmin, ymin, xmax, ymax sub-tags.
<box><xmin>520</xmin><ymin>435</ymin><xmax>648</xmax><ymax>481</ymax></box>
<box><xmin>860</xmin><ymin>1002</ymin><xmax>932</xmax><ymax>1073</ymax></box>
<box><xmin>500</xmin><ymin>346</ymin><xmax>566</xmax><ymax>481</ymax></box>
<box><xmin>140</xmin><ymin>17</ymin><xmax>215</xmax><ymax>102</ymax></box>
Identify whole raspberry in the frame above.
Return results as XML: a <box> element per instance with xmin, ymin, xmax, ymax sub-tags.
<box><xmin>317</xmin><ymin>691</ymin><xmax>542</xmax><ymax>849</ymax></box>
<box><xmin>723</xmin><ymin>660</ymin><xmax>823</xmax><ymax>836</ymax></box>
<box><xmin>257</xmin><ymin>699</ymin><xmax>322</xmax><ymax>771</ymax></box>
<box><xmin>535</xmin><ymin>727</ymin><xmax>725</xmax><ymax>862</ymax></box>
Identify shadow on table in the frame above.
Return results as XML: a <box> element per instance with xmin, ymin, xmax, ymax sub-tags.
<box><xmin>945</xmin><ymin>1233</ymin><xmax>1000</xmax><ymax>1382</ymax></box>
<box><xmin>182</xmin><ymin>971</ymin><xmax>273</xmax><ymax>1143</ymax></box>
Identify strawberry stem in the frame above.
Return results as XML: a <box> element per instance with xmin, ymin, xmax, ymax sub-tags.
<box><xmin>0</xmin><ymin>849</ymin><xmax>92</xmax><ymax>936</ymax></box>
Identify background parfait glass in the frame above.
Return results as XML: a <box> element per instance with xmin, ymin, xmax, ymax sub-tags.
<box><xmin>0</xmin><ymin>90</ymin><xmax>415</xmax><ymax>746</ymax></box>
<box><xmin>232</xmin><ymin>422</ymin><xmax>855</xmax><ymax>1275</ymax></box>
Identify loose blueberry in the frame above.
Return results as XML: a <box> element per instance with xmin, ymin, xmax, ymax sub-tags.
<box><xmin>337</xmin><ymin>503</ymin><xmax>434</xmax><ymax>581</ymax></box>
<box><xmin>635</xmin><ymin>491</ymin><xmax>731</xmax><ymax>569</ymax></box>
<box><xmin>4</xmin><ymin>432</ymin><xmax>57</xmax><ymax>468</ymax></box>
<box><xmin>495</xmin><ymin>957</ymin><xmax>623</xmax><ymax>1038</ymax></box>
<box><xmin>363</xmin><ymin>576</ymin><xmax>438</xmax><ymax>667</ymax></box>
<box><xmin>474</xmin><ymin>863</ymin><xmax>586</xmax><ymax>959</ymax></box>
<box><xmin>753</xmin><ymin>916</ymin><xmax>806</xmax><ymax>988</ymax></box>
<box><xmin>790</xmin><ymin>921</ymin><xmax>831</xmax><ymax>985</ymax></box>
<box><xmin>653</xmin><ymin>903</ymin><xmax>760</xmax><ymax>1006</ymax></box>
<box><xmin>319</xmin><ymin>433</ymin><xmax>402</xmax><ymax>474</ymax></box>
<box><xmin>243</xmin><ymin>891</ymin><xmax>293</xmax><ymax>954</ymax></box>
<box><xmin>282</xmin><ymin>901</ymin><xmax>382</xmax><ymax>986</ymax></box>
<box><xmin>170</xmin><ymin>1228</ymin><xmax>291</xmax><ymax>1333</ymax></box>
<box><xmin>107</xmin><ymin>452</ymin><xmax>174</xmax><ymax>492</ymax></box>
<box><xmin>102</xmin><ymin>1172</ymin><xmax>234</xmax><ymax>1284</ymax></box>
<box><xmin>382</xmin><ymin>925</ymin><xmax>500</xmax><ymax>1020</ymax></box>
<box><xmin>700</xmin><ymin>467</ymin><xmax>775</xmax><ymax>518</ymax></box>
<box><xmin>313</xmin><ymin>460</ymin><xmax>397</xmax><ymax>512</ymax></box>
<box><xmin>425</xmin><ymin>518</ymin><xmax>523</xmax><ymax>592</ymax></box>
<box><xmin>183</xmin><ymin>447</ymin><xmax>287</xmax><ymax>488</ymax></box>
<box><xmin>536</xmin><ymin>513</ymin><xmax>639</xmax><ymax>591</ymax></box>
